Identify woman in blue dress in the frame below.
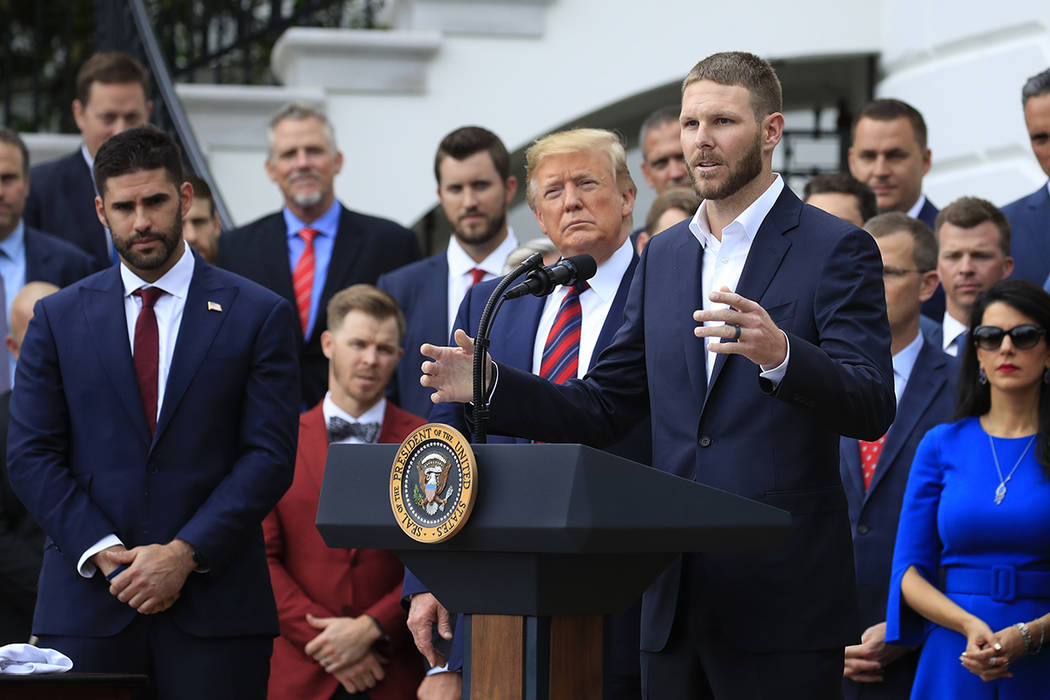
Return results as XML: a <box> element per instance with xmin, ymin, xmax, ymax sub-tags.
<box><xmin>887</xmin><ymin>280</ymin><xmax>1050</xmax><ymax>697</ymax></box>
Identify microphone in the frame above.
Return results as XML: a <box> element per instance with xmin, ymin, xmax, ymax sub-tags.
<box><xmin>503</xmin><ymin>254</ymin><xmax>597</xmax><ymax>299</ymax></box>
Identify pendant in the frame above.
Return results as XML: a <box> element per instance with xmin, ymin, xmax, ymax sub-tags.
<box><xmin>995</xmin><ymin>482</ymin><xmax>1007</xmax><ymax>505</ymax></box>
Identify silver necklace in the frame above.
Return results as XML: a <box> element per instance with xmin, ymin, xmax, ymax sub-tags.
<box><xmin>987</xmin><ymin>433</ymin><xmax>1036</xmax><ymax>505</ymax></box>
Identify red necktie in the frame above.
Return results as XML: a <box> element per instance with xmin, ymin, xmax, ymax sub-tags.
<box><xmin>859</xmin><ymin>434</ymin><xmax>886</xmax><ymax>490</ymax></box>
<box><xmin>133</xmin><ymin>287</ymin><xmax>164</xmax><ymax>435</ymax></box>
<box><xmin>540</xmin><ymin>282</ymin><xmax>589</xmax><ymax>384</ymax></box>
<box><xmin>293</xmin><ymin>228</ymin><xmax>317</xmax><ymax>335</ymax></box>
<box><xmin>469</xmin><ymin>267</ymin><xmax>486</xmax><ymax>286</ymax></box>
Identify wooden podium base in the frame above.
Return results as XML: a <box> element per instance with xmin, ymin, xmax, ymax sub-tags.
<box><xmin>465</xmin><ymin>614</ymin><xmax>602</xmax><ymax>700</ymax></box>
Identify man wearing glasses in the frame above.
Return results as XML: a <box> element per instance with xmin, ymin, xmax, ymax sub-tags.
<box><xmin>840</xmin><ymin>212</ymin><xmax>957</xmax><ymax>700</ymax></box>
<box><xmin>932</xmin><ymin>198</ymin><xmax>1015</xmax><ymax>356</ymax></box>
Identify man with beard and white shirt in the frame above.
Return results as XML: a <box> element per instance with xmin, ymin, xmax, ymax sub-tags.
<box><xmin>378</xmin><ymin>126</ymin><xmax>519</xmax><ymax>420</ymax></box>
<box><xmin>420</xmin><ymin>52</ymin><xmax>894</xmax><ymax>699</ymax></box>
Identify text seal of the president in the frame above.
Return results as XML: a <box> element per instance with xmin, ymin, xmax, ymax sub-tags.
<box><xmin>390</xmin><ymin>423</ymin><xmax>477</xmax><ymax>543</ymax></box>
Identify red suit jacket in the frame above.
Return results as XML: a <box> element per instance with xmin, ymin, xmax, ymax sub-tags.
<box><xmin>264</xmin><ymin>401</ymin><xmax>426</xmax><ymax>700</ymax></box>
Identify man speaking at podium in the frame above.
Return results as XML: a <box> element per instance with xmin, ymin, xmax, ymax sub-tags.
<box><xmin>421</xmin><ymin>52</ymin><xmax>895</xmax><ymax>699</ymax></box>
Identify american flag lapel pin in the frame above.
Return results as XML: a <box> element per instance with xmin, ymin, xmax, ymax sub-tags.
<box><xmin>207</xmin><ymin>301</ymin><xmax>222</xmax><ymax>312</ymax></box>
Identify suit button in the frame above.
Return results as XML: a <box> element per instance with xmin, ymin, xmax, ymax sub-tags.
<box><xmin>699</xmin><ymin>436</ymin><xmax>712</xmax><ymax>447</ymax></box>
<box><xmin>857</xmin><ymin>524</ymin><xmax>870</xmax><ymax>535</ymax></box>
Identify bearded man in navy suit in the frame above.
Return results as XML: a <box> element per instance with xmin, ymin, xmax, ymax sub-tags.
<box><xmin>421</xmin><ymin>52</ymin><xmax>895</xmax><ymax>700</ymax></box>
<box><xmin>8</xmin><ymin>126</ymin><xmax>300</xmax><ymax>699</ymax></box>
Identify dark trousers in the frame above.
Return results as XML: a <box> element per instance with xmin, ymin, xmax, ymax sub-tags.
<box><xmin>37</xmin><ymin>614</ymin><xmax>272</xmax><ymax>700</ymax></box>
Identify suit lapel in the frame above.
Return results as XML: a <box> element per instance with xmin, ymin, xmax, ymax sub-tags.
<box><xmin>865</xmin><ymin>341</ymin><xmax>947</xmax><ymax>499</ymax></box>
<box><xmin>702</xmin><ymin>188</ymin><xmax>796</xmax><ymax>409</ymax></box>
<box><xmin>426</xmin><ymin>256</ymin><xmax>451</xmax><ymax>343</ymax></box>
<box><xmin>153</xmin><ymin>260</ymin><xmax>237</xmax><ymax>445</ymax></box>
<box><xmin>301</xmin><ymin>406</ymin><xmax>330</xmax><ymax>493</ymax></box>
<box><xmin>313</xmin><ymin>206</ymin><xmax>365</xmax><ymax>342</ymax></box>
<box><xmin>79</xmin><ymin>269</ymin><xmax>151</xmax><ymax>440</ymax></box>
<box><xmin>257</xmin><ymin>214</ymin><xmax>296</xmax><ymax>309</ymax></box>
<box><xmin>590</xmin><ymin>252</ymin><xmax>639</xmax><ymax>364</ymax></box>
<box><xmin>498</xmin><ymin>295</ymin><xmax>545</xmax><ymax>371</ymax></box>
<box><xmin>673</xmin><ymin>231</ymin><xmax>708</xmax><ymax>401</ymax></box>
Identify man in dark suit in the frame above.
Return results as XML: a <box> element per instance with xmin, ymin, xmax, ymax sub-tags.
<box><xmin>218</xmin><ymin>103</ymin><xmax>421</xmax><ymax>409</ymax></box>
<box><xmin>407</xmin><ymin>128</ymin><xmax>651</xmax><ymax>699</ymax></box>
<box><xmin>422</xmin><ymin>52</ymin><xmax>895</xmax><ymax>699</ymax></box>
<box><xmin>265</xmin><ymin>284</ymin><xmax>426</xmax><ymax>700</ymax></box>
<box><xmin>23</xmin><ymin>52</ymin><xmax>152</xmax><ymax>270</ymax></box>
<box><xmin>7</xmin><ymin>126</ymin><xmax>300</xmax><ymax>699</ymax></box>
<box><xmin>840</xmin><ymin>213</ymin><xmax>955</xmax><ymax>699</ymax></box>
<box><xmin>1002</xmin><ymin>67</ymin><xmax>1050</xmax><ymax>286</ymax></box>
<box><xmin>849</xmin><ymin>99</ymin><xmax>943</xmax><ymax>320</ymax></box>
<box><xmin>0</xmin><ymin>127</ymin><xmax>101</xmax><ymax>387</ymax></box>
<box><xmin>378</xmin><ymin>126</ymin><xmax>519</xmax><ymax>419</ymax></box>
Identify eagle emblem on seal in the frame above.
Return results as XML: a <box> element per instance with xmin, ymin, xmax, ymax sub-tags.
<box><xmin>415</xmin><ymin>452</ymin><xmax>451</xmax><ymax>515</ymax></box>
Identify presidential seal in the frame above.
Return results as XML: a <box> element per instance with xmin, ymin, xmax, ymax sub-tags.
<box><xmin>390</xmin><ymin>424</ymin><xmax>477</xmax><ymax>543</ymax></box>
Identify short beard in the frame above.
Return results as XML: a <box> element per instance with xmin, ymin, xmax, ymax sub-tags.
<box><xmin>114</xmin><ymin>208</ymin><xmax>184</xmax><ymax>272</ymax></box>
<box><xmin>690</xmin><ymin>134</ymin><xmax>763</xmax><ymax>201</ymax></box>
<box><xmin>292</xmin><ymin>190</ymin><xmax>324</xmax><ymax>208</ymax></box>
<box><xmin>451</xmin><ymin>210</ymin><xmax>506</xmax><ymax>247</ymax></box>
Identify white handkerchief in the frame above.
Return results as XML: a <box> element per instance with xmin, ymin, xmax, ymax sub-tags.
<box><xmin>0</xmin><ymin>643</ymin><xmax>74</xmax><ymax>674</ymax></box>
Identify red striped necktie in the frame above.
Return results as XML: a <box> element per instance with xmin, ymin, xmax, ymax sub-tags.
<box><xmin>540</xmin><ymin>282</ymin><xmax>589</xmax><ymax>384</ymax></box>
<box><xmin>293</xmin><ymin>227</ymin><xmax>317</xmax><ymax>335</ymax></box>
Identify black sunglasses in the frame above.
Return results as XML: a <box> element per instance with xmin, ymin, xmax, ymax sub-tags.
<box><xmin>972</xmin><ymin>324</ymin><xmax>1047</xmax><ymax>350</ymax></box>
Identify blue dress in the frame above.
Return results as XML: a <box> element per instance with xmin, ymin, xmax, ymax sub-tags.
<box><xmin>886</xmin><ymin>417</ymin><xmax>1050</xmax><ymax>698</ymax></box>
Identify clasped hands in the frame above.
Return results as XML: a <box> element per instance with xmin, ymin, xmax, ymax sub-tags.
<box><xmin>843</xmin><ymin>622</ymin><xmax>910</xmax><ymax>683</ymax></box>
<box><xmin>420</xmin><ymin>288</ymin><xmax>785</xmax><ymax>402</ymax></box>
<box><xmin>959</xmin><ymin>616</ymin><xmax>1028</xmax><ymax>682</ymax></box>
<box><xmin>93</xmin><ymin>540</ymin><xmax>196</xmax><ymax>615</ymax></box>
<box><xmin>304</xmin><ymin>613</ymin><xmax>386</xmax><ymax>694</ymax></box>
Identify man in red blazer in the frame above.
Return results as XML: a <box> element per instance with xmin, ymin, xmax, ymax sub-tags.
<box><xmin>264</xmin><ymin>284</ymin><xmax>426</xmax><ymax>700</ymax></box>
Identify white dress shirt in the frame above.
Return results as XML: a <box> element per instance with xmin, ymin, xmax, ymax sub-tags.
<box><xmin>688</xmin><ymin>175</ymin><xmax>790</xmax><ymax>384</ymax></box>
<box><xmin>891</xmin><ymin>331</ymin><xmax>923</xmax><ymax>406</ymax></box>
<box><xmin>322</xmin><ymin>393</ymin><xmax>386</xmax><ymax>444</ymax></box>
<box><xmin>906</xmin><ymin>194</ymin><xmax>929</xmax><ymax>220</ymax></box>
<box><xmin>942</xmin><ymin>312</ymin><xmax>968</xmax><ymax>357</ymax></box>
<box><xmin>78</xmin><ymin>243</ymin><xmax>196</xmax><ymax>577</ymax></box>
<box><xmin>531</xmin><ymin>238</ymin><xmax>634</xmax><ymax>378</ymax></box>
<box><xmin>446</xmin><ymin>232</ymin><xmax>519</xmax><ymax>337</ymax></box>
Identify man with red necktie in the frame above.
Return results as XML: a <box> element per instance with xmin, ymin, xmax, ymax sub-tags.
<box><xmin>378</xmin><ymin>126</ymin><xmax>521</xmax><ymax>421</ymax></box>
<box><xmin>840</xmin><ymin>212</ymin><xmax>956</xmax><ymax>699</ymax></box>
<box><xmin>405</xmin><ymin>128</ymin><xmax>651</xmax><ymax>700</ymax></box>
<box><xmin>218</xmin><ymin>103</ymin><xmax>421</xmax><ymax>409</ymax></box>
<box><xmin>7</xmin><ymin>126</ymin><xmax>300</xmax><ymax>699</ymax></box>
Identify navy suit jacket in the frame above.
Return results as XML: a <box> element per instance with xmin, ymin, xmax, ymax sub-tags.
<box><xmin>839</xmin><ymin>339</ymin><xmax>954</xmax><ymax>699</ymax></box>
<box><xmin>482</xmin><ymin>187</ymin><xmax>895</xmax><ymax>652</ymax></box>
<box><xmin>217</xmin><ymin>205</ymin><xmax>421</xmax><ymax>408</ymax></box>
<box><xmin>915</xmin><ymin>198</ymin><xmax>946</xmax><ymax>322</ymax></box>
<box><xmin>6</xmin><ymin>255</ymin><xmax>300</xmax><ymax>638</ymax></box>
<box><xmin>24</xmin><ymin>150</ymin><xmax>110</xmax><ymax>270</ymax></box>
<box><xmin>1003</xmin><ymin>182</ymin><xmax>1050</xmax><ymax>286</ymax></box>
<box><xmin>377</xmin><ymin>253</ymin><xmax>449</xmax><ymax>419</ymax></box>
<box><xmin>24</xmin><ymin>226</ymin><xmax>96</xmax><ymax>287</ymax></box>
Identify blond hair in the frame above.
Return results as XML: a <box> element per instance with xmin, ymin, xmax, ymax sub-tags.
<box><xmin>525</xmin><ymin>128</ymin><xmax>635</xmax><ymax>208</ymax></box>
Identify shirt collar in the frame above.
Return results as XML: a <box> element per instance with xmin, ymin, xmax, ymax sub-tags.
<box><xmin>121</xmin><ymin>241</ymin><xmax>195</xmax><ymax>299</ymax></box>
<box><xmin>446</xmin><ymin>232</ymin><xmax>519</xmax><ymax>278</ymax></box>
<box><xmin>283</xmin><ymin>199</ymin><xmax>341</xmax><ymax>241</ymax></box>
<box><xmin>323</xmin><ymin>391</ymin><xmax>386</xmax><ymax>426</ymax></box>
<box><xmin>581</xmin><ymin>236</ymin><xmax>634</xmax><ymax>303</ymax></box>
<box><xmin>905</xmin><ymin>194</ymin><xmax>928</xmax><ymax>220</ymax></box>
<box><xmin>943</xmin><ymin>312</ymin><xmax>969</xmax><ymax>351</ymax></box>
<box><xmin>0</xmin><ymin>221</ymin><xmax>26</xmax><ymax>261</ymax></box>
<box><xmin>80</xmin><ymin>144</ymin><xmax>98</xmax><ymax>191</ymax></box>
<box><xmin>689</xmin><ymin>174</ymin><xmax>784</xmax><ymax>249</ymax></box>
<box><xmin>892</xmin><ymin>330</ymin><xmax>923</xmax><ymax>385</ymax></box>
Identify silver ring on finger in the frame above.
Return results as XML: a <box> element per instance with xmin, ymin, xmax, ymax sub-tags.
<box><xmin>989</xmin><ymin>656</ymin><xmax>1000</xmax><ymax>666</ymax></box>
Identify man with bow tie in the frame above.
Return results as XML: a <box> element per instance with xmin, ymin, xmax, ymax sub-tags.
<box><xmin>263</xmin><ymin>284</ymin><xmax>426</xmax><ymax>700</ymax></box>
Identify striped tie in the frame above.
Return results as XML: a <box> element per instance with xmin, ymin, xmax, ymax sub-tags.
<box><xmin>540</xmin><ymin>282</ymin><xmax>589</xmax><ymax>384</ymax></box>
<box><xmin>293</xmin><ymin>227</ymin><xmax>317</xmax><ymax>335</ymax></box>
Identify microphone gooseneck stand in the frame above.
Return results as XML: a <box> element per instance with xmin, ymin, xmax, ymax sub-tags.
<box><xmin>471</xmin><ymin>253</ymin><xmax>544</xmax><ymax>443</ymax></box>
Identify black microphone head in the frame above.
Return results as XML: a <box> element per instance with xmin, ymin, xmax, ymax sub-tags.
<box><xmin>565</xmin><ymin>254</ymin><xmax>597</xmax><ymax>282</ymax></box>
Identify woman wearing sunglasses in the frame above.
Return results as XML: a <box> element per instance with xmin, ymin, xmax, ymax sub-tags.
<box><xmin>886</xmin><ymin>279</ymin><xmax>1050</xmax><ymax>697</ymax></box>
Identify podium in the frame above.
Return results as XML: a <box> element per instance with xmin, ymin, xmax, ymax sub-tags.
<box><xmin>317</xmin><ymin>443</ymin><xmax>790</xmax><ymax>699</ymax></box>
